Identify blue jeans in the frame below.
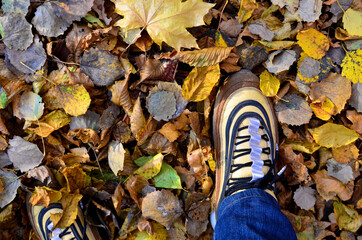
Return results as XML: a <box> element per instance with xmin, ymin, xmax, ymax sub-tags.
<box><xmin>214</xmin><ymin>189</ymin><xmax>297</xmax><ymax>240</ymax></box>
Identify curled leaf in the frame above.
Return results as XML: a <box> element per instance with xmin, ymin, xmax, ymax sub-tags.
<box><xmin>130</xmin><ymin>96</ymin><xmax>146</xmax><ymax>137</ymax></box>
<box><xmin>110</xmin><ymin>79</ymin><xmax>133</xmax><ymax>116</ymax></box>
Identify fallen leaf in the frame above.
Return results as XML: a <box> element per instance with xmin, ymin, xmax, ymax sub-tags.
<box><xmin>27</xmin><ymin>165</ymin><xmax>54</xmax><ymax>184</ymax></box>
<box><xmin>298</xmin><ymin>57</ymin><xmax>321</xmax><ymax>79</ymax></box>
<box><xmin>146</xmin><ymin>132</ymin><xmax>178</xmax><ymax>156</ymax></box>
<box><xmin>248</xmin><ymin>22</ymin><xmax>274</xmax><ymax>41</ymax></box>
<box><xmin>142</xmin><ymin>190</ymin><xmax>183</xmax><ymax>227</ymax></box>
<box><xmin>182</xmin><ymin>64</ymin><xmax>220</xmax><ymax>102</ymax></box>
<box><xmin>258</xmin><ymin>40</ymin><xmax>295</xmax><ymax>51</ymax></box>
<box><xmin>5</xmin><ymin>35</ymin><xmax>46</xmax><ymax>74</ymax></box>
<box><xmin>130</xmin><ymin>96</ymin><xmax>146</xmax><ymax>137</ymax></box>
<box><xmin>108</xmin><ymin>141</ymin><xmax>125</xmax><ymax>175</ymax></box>
<box><xmin>308</xmin><ymin>123</ymin><xmax>358</xmax><ymax>148</ymax></box>
<box><xmin>341</xmin><ymin>49</ymin><xmax>362</xmax><ymax>83</ymax></box>
<box><xmin>310</xmin><ymin>73</ymin><xmax>351</xmax><ymax>114</ymax></box>
<box><xmin>238</xmin><ymin>0</ymin><xmax>258</xmax><ymax>22</ymax></box>
<box><xmin>134</xmin><ymin>153</ymin><xmax>163</xmax><ymax>179</ymax></box>
<box><xmin>333</xmin><ymin>201</ymin><xmax>362</xmax><ymax>232</ymax></box>
<box><xmin>185</xmin><ymin>218</ymin><xmax>208</xmax><ymax>238</ymax></box>
<box><xmin>112</xmin><ymin>0</ymin><xmax>214</xmax><ymax>51</ymax></box>
<box><xmin>220</xmin><ymin>18</ymin><xmax>243</xmax><ymax>37</ymax></box>
<box><xmin>177</xmin><ymin>47</ymin><xmax>233</xmax><ymax>67</ymax></box>
<box><xmin>298</xmin><ymin>0</ymin><xmax>322</xmax><ymax>22</ymax></box>
<box><xmin>138</xmin><ymin>58</ymin><xmax>164</xmax><ymax>84</ymax></box>
<box><xmin>0</xmin><ymin>169</ymin><xmax>21</xmax><ymax>208</ymax></box>
<box><xmin>332</xmin><ymin>143</ymin><xmax>359</xmax><ymax>164</ymax></box>
<box><xmin>312</xmin><ymin>170</ymin><xmax>353</xmax><ymax>201</ymax></box>
<box><xmin>284</xmin><ymin>140</ymin><xmax>321</xmax><ymax>154</ymax></box>
<box><xmin>274</xmin><ymin>94</ymin><xmax>313</xmax><ymax>126</ymax></box>
<box><xmin>158</xmin><ymin>122</ymin><xmax>181</xmax><ymax>143</ymax></box>
<box><xmin>238</xmin><ymin>46</ymin><xmax>268</xmax><ymax>70</ymax></box>
<box><xmin>68</xmin><ymin>128</ymin><xmax>100</xmax><ymax>145</ymax></box>
<box><xmin>259</xmin><ymin>70</ymin><xmax>280</xmax><ymax>97</ymax></box>
<box><xmin>65</xmin><ymin>24</ymin><xmax>92</xmax><ymax>60</ymax></box>
<box><xmin>126</xmin><ymin>175</ymin><xmax>149</xmax><ymax>207</ymax></box>
<box><xmin>7</xmin><ymin>136</ymin><xmax>44</xmax><ymax>172</ymax></box>
<box><xmin>18</xmin><ymin>91</ymin><xmax>44</xmax><ymax>121</ymax></box>
<box><xmin>110</xmin><ymin>79</ymin><xmax>133</xmax><ymax>116</ymax></box>
<box><xmin>293</xmin><ymin>186</ymin><xmax>316</xmax><ymax>210</ymax></box>
<box><xmin>60</xmin><ymin>164</ymin><xmax>91</xmax><ymax>192</ymax></box>
<box><xmin>113</xmin><ymin>121</ymin><xmax>132</xmax><ymax>143</ymax></box>
<box><xmin>153</xmin><ymin>163</ymin><xmax>182</xmax><ymax>189</ymax></box>
<box><xmin>137</xmin><ymin>117</ymin><xmax>158</xmax><ymax>145</ymax></box>
<box><xmin>30</xmin><ymin>110</ymin><xmax>71</xmax><ymax>137</ymax></box>
<box><xmin>32</xmin><ymin>0</ymin><xmax>94</xmax><ymax>37</ymax></box>
<box><xmin>92</xmin><ymin>0</ymin><xmax>113</xmax><ymax>25</ymax></box>
<box><xmin>310</xmin><ymin>97</ymin><xmax>334</xmax><ymax>121</ymax></box>
<box><xmin>349</xmin><ymin>83</ymin><xmax>362</xmax><ymax>112</ymax></box>
<box><xmin>80</xmin><ymin>47</ymin><xmax>124</xmax><ymax>86</ymax></box>
<box><xmin>271</xmin><ymin>0</ymin><xmax>298</xmax><ymax>12</ymax></box>
<box><xmin>69</xmin><ymin>111</ymin><xmax>100</xmax><ymax>131</ymax></box>
<box><xmin>53</xmin><ymin>85</ymin><xmax>91</xmax><ymax>117</ymax></box>
<box><xmin>1</xmin><ymin>0</ymin><xmax>30</xmax><ymax>16</ymax></box>
<box><xmin>343</xmin><ymin>9</ymin><xmax>362</xmax><ymax>36</ymax></box>
<box><xmin>327</xmin><ymin>158</ymin><xmax>354</xmax><ymax>183</ymax></box>
<box><xmin>265</xmin><ymin>50</ymin><xmax>296</xmax><ymax>73</ymax></box>
<box><xmin>346</xmin><ymin>110</ymin><xmax>362</xmax><ymax>133</ymax></box>
<box><xmin>297</xmin><ymin>29</ymin><xmax>329</xmax><ymax>59</ymax></box>
<box><xmin>0</xmin><ymin>13</ymin><xmax>33</xmax><ymax>50</ymax></box>
<box><xmin>29</xmin><ymin>186</ymin><xmax>62</xmax><ymax>208</ymax></box>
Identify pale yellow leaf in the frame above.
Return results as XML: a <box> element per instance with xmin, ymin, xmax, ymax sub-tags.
<box><xmin>343</xmin><ymin>9</ymin><xmax>362</xmax><ymax>37</ymax></box>
<box><xmin>177</xmin><ymin>47</ymin><xmax>234</xmax><ymax>67</ymax></box>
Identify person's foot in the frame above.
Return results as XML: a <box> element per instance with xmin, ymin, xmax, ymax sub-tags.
<box><xmin>211</xmin><ymin>70</ymin><xmax>282</xmax><ymax>227</ymax></box>
<box><xmin>27</xmin><ymin>195</ymin><xmax>101</xmax><ymax>240</ymax></box>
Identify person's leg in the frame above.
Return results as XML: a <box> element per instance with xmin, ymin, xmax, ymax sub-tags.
<box><xmin>214</xmin><ymin>189</ymin><xmax>297</xmax><ymax>240</ymax></box>
<box><xmin>211</xmin><ymin>70</ymin><xmax>297</xmax><ymax>239</ymax></box>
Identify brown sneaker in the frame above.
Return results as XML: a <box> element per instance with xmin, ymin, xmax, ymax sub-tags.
<box><xmin>211</xmin><ymin>70</ymin><xmax>282</xmax><ymax>228</ymax></box>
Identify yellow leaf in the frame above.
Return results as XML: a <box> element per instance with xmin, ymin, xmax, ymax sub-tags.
<box><xmin>341</xmin><ymin>49</ymin><xmax>362</xmax><ymax>84</ymax></box>
<box><xmin>215</xmin><ymin>31</ymin><xmax>228</xmax><ymax>47</ymax></box>
<box><xmin>53</xmin><ymin>85</ymin><xmax>91</xmax><ymax>117</ymax></box>
<box><xmin>29</xmin><ymin>186</ymin><xmax>62</xmax><ymax>208</ymax></box>
<box><xmin>259</xmin><ymin>70</ymin><xmax>280</xmax><ymax>97</ymax></box>
<box><xmin>134</xmin><ymin>153</ymin><xmax>163</xmax><ymax>179</ymax></box>
<box><xmin>130</xmin><ymin>96</ymin><xmax>146</xmax><ymax>137</ymax></box>
<box><xmin>308</xmin><ymin>123</ymin><xmax>359</xmax><ymax>148</ymax></box>
<box><xmin>284</xmin><ymin>140</ymin><xmax>321</xmax><ymax>154</ymax></box>
<box><xmin>52</xmin><ymin>190</ymin><xmax>83</xmax><ymax>229</ymax></box>
<box><xmin>310</xmin><ymin>97</ymin><xmax>334</xmax><ymax>121</ymax></box>
<box><xmin>333</xmin><ymin>201</ymin><xmax>362</xmax><ymax>232</ymax></box>
<box><xmin>258</xmin><ymin>40</ymin><xmax>295</xmax><ymax>51</ymax></box>
<box><xmin>297</xmin><ymin>29</ymin><xmax>329</xmax><ymax>59</ymax></box>
<box><xmin>182</xmin><ymin>64</ymin><xmax>220</xmax><ymax>102</ymax></box>
<box><xmin>60</xmin><ymin>164</ymin><xmax>91</xmax><ymax>192</ymax></box>
<box><xmin>238</xmin><ymin>0</ymin><xmax>258</xmax><ymax>23</ymax></box>
<box><xmin>332</xmin><ymin>143</ymin><xmax>359</xmax><ymax>164</ymax></box>
<box><xmin>343</xmin><ymin>9</ymin><xmax>362</xmax><ymax>37</ymax></box>
<box><xmin>176</xmin><ymin>47</ymin><xmax>234</xmax><ymax>67</ymax></box>
<box><xmin>30</xmin><ymin>110</ymin><xmax>71</xmax><ymax>137</ymax></box>
<box><xmin>112</xmin><ymin>0</ymin><xmax>214</xmax><ymax>51</ymax></box>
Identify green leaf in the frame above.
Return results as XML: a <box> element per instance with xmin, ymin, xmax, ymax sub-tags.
<box><xmin>134</xmin><ymin>156</ymin><xmax>153</xmax><ymax>167</ymax></box>
<box><xmin>153</xmin><ymin>163</ymin><xmax>182</xmax><ymax>189</ymax></box>
<box><xmin>0</xmin><ymin>91</ymin><xmax>7</xmax><ymax>109</ymax></box>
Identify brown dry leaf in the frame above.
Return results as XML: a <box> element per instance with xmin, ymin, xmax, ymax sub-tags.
<box><xmin>182</xmin><ymin>64</ymin><xmax>220</xmax><ymax>102</ymax></box>
<box><xmin>0</xmin><ymin>117</ymin><xmax>9</xmax><ymax>135</ymax></box>
<box><xmin>29</xmin><ymin>186</ymin><xmax>62</xmax><ymax>208</ymax></box>
<box><xmin>332</xmin><ymin>144</ymin><xmax>359</xmax><ymax>164</ymax></box>
<box><xmin>68</xmin><ymin>128</ymin><xmax>100</xmax><ymax>145</ymax></box>
<box><xmin>130</xmin><ymin>96</ymin><xmax>146</xmax><ymax>138</ymax></box>
<box><xmin>109</xmin><ymin>79</ymin><xmax>133</xmax><ymax>116</ymax></box>
<box><xmin>65</xmin><ymin>24</ymin><xmax>92</xmax><ymax>61</ymax></box>
<box><xmin>142</xmin><ymin>189</ymin><xmax>183</xmax><ymax>227</ymax></box>
<box><xmin>220</xmin><ymin>52</ymin><xmax>242</xmax><ymax>73</ymax></box>
<box><xmin>158</xmin><ymin>122</ymin><xmax>181</xmax><ymax>143</ymax></box>
<box><xmin>67</xmin><ymin>68</ymin><xmax>94</xmax><ymax>89</ymax></box>
<box><xmin>173</xmin><ymin>112</ymin><xmax>190</xmax><ymax>131</ymax></box>
<box><xmin>60</xmin><ymin>164</ymin><xmax>91</xmax><ymax>193</ymax></box>
<box><xmin>176</xmin><ymin>47</ymin><xmax>233</xmax><ymax>67</ymax></box>
<box><xmin>135</xmin><ymin>33</ymin><xmax>153</xmax><ymax>52</ymax></box>
<box><xmin>346</xmin><ymin>110</ymin><xmax>362</xmax><ymax>134</ymax></box>
<box><xmin>187</xmin><ymin>148</ymin><xmax>207</xmax><ymax>175</ymax></box>
<box><xmin>310</xmin><ymin>73</ymin><xmax>351</xmax><ymax>114</ymax></box>
<box><xmin>146</xmin><ymin>132</ymin><xmax>178</xmax><ymax>156</ymax></box>
<box><xmin>112</xmin><ymin>182</ymin><xmax>125</xmax><ymax>212</ymax></box>
<box><xmin>137</xmin><ymin>117</ymin><xmax>158</xmax><ymax>145</ymax></box>
<box><xmin>126</xmin><ymin>175</ymin><xmax>149</xmax><ymax>207</ymax></box>
<box><xmin>81</xmin><ymin>26</ymin><xmax>119</xmax><ymax>50</ymax></box>
<box><xmin>312</xmin><ymin>170</ymin><xmax>354</xmax><ymax>201</ymax></box>
<box><xmin>139</xmin><ymin>58</ymin><xmax>164</xmax><ymax>83</ymax></box>
<box><xmin>134</xmin><ymin>153</ymin><xmax>163</xmax><ymax>179</ymax></box>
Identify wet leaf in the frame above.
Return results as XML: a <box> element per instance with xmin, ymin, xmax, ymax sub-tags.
<box><xmin>259</xmin><ymin>70</ymin><xmax>280</xmax><ymax>97</ymax></box>
<box><xmin>333</xmin><ymin>201</ymin><xmax>362</xmax><ymax>232</ymax></box>
<box><xmin>298</xmin><ymin>0</ymin><xmax>322</xmax><ymax>22</ymax></box>
<box><xmin>297</xmin><ymin>29</ymin><xmax>329</xmax><ymax>59</ymax></box>
<box><xmin>112</xmin><ymin>0</ymin><xmax>214</xmax><ymax>51</ymax></box>
<box><xmin>327</xmin><ymin>158</ymin><xmax>354</xmax><ymax>183</ymax></box>
<box><xmin>0</xmin><ymin>169</ymin><xmax>21</xmax><ymax>208</ymax></box>
<box><xmin>0</xmin><ymin>13</ymin><xmax>33</xmax><ymax>50</ymax></box>
<box><xmin>18</xmin><ymin>91</ymin><xmax>44</xmax><ymax>121</ymax></box>
<box><xmin>275</xmin><ymin>94</ymin><xmax>313</xmax><ymax>126</ymax></box>
<box><xmin>265</xmin><ymin>50</ymin><xmax>296</xmax><ymax>73</ymax></box>
<box><xmin>80</xmin><ymin>48</ymin><xmax>124</xmax><ymax>86</ymax></box>
<box><xmin>108</xmin><ymin>141</ymin><xmax>125</xmax><ymax>176</ymax></box>
<box><xmin>332</xmin><ymin>143</ymin><xmax>359</xmax><ymax>164</ymax></box>
<box><xmin>7</xmin><ymin>136</ymin><xmax>44</xmax><ymax>172</ymax></box>
<box><xmin>154</xmin><ymin>163</ymin><xmax>182</xmax><ymax>189</ymax></box>
<box><xmin>310</xmin><ymin>73</ymin><xmax>351</xmax><ymax>114</ymax></box>
<box><xmin>308</xmin><ymin>123</ymin><xmax>358</xmax><ymax>148</ymax></box>
<box><xmin>53</xmin><ymin>85</ymin><xmax>91</xmax><ymax>117</ymax></box>
<box><xmin>134</xmin><ymin>153</ymin><xmax>163</xmax><ymax>179</ymax></box>
<box><xmin>341</xmin><ymin>49</ymin><xmax>362</xmax><ymax>83</ymax></box>
<box><xmin>293</xmin><ymin>186</ymin><xmax>316</xmax><ymax>210</ymax></box>
<box><xmin>343</xmin><ymin>9</ymin><xmax>362</xmax><ymax>36</ymax></box>
<box><xmin>177</xmin><ymin>47</ymin><xmax>233</xmax><ymax>67</ymax></box>
<box><xmin>142</xmin><ymin>189</ymin><xmax>183</xmax><ymax>227</ymax></box>
<box><xmin>32</xmin><ymin>0</ymin><xmax>94</xmax><ymax>37</ymax></box>
<box><xmin>182</xmin><ymin>64</ymin><xmax>220</xmax><ymax>102</ymax></box>
<box><xmin>110</xmin><ymin>79</ymin><xmax>133</xmax><ymax>116</ymax></box>
<box><xmin>29</xmin><ymin>186</ymin><xmax>62</xmax><ymax>208</ymax></box>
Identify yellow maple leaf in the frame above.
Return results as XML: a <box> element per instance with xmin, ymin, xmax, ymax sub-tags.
<box><xmin>341</xmin><ymin>49</ymin><xmax>362</xmax><ymax>83</ymax></box>
<box><xmin>310</xmin><ymin>97</ymin><xmax>334</xmax><ymax>121</ymax></box>
<box><xmin>297</xmin><ymin>29</ymin><xmax>329</xmax><ymax>60</ymax></box>
<box><xmin>111</xmin><ymin>0</ymin><xmax>214</xmax><ymax>51</ymax></box>
<box><xmin>308</xmin><ymin>123</ymin><xmax>359</xmax><ymax>148</ymax></box>
<box><xmin>182</xmin><ymin>64</ymin><xmax>220</xmax><ymax>102</ymax></box>
<box><xmin>343</xmin><ymin>9</ymin><xmax>362</xmax><ymax>37</ymax></box>
<box><xmin>259</xmin><ymin>70</ymin><xmax>280</xmax><ymax>97</ymax></box>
